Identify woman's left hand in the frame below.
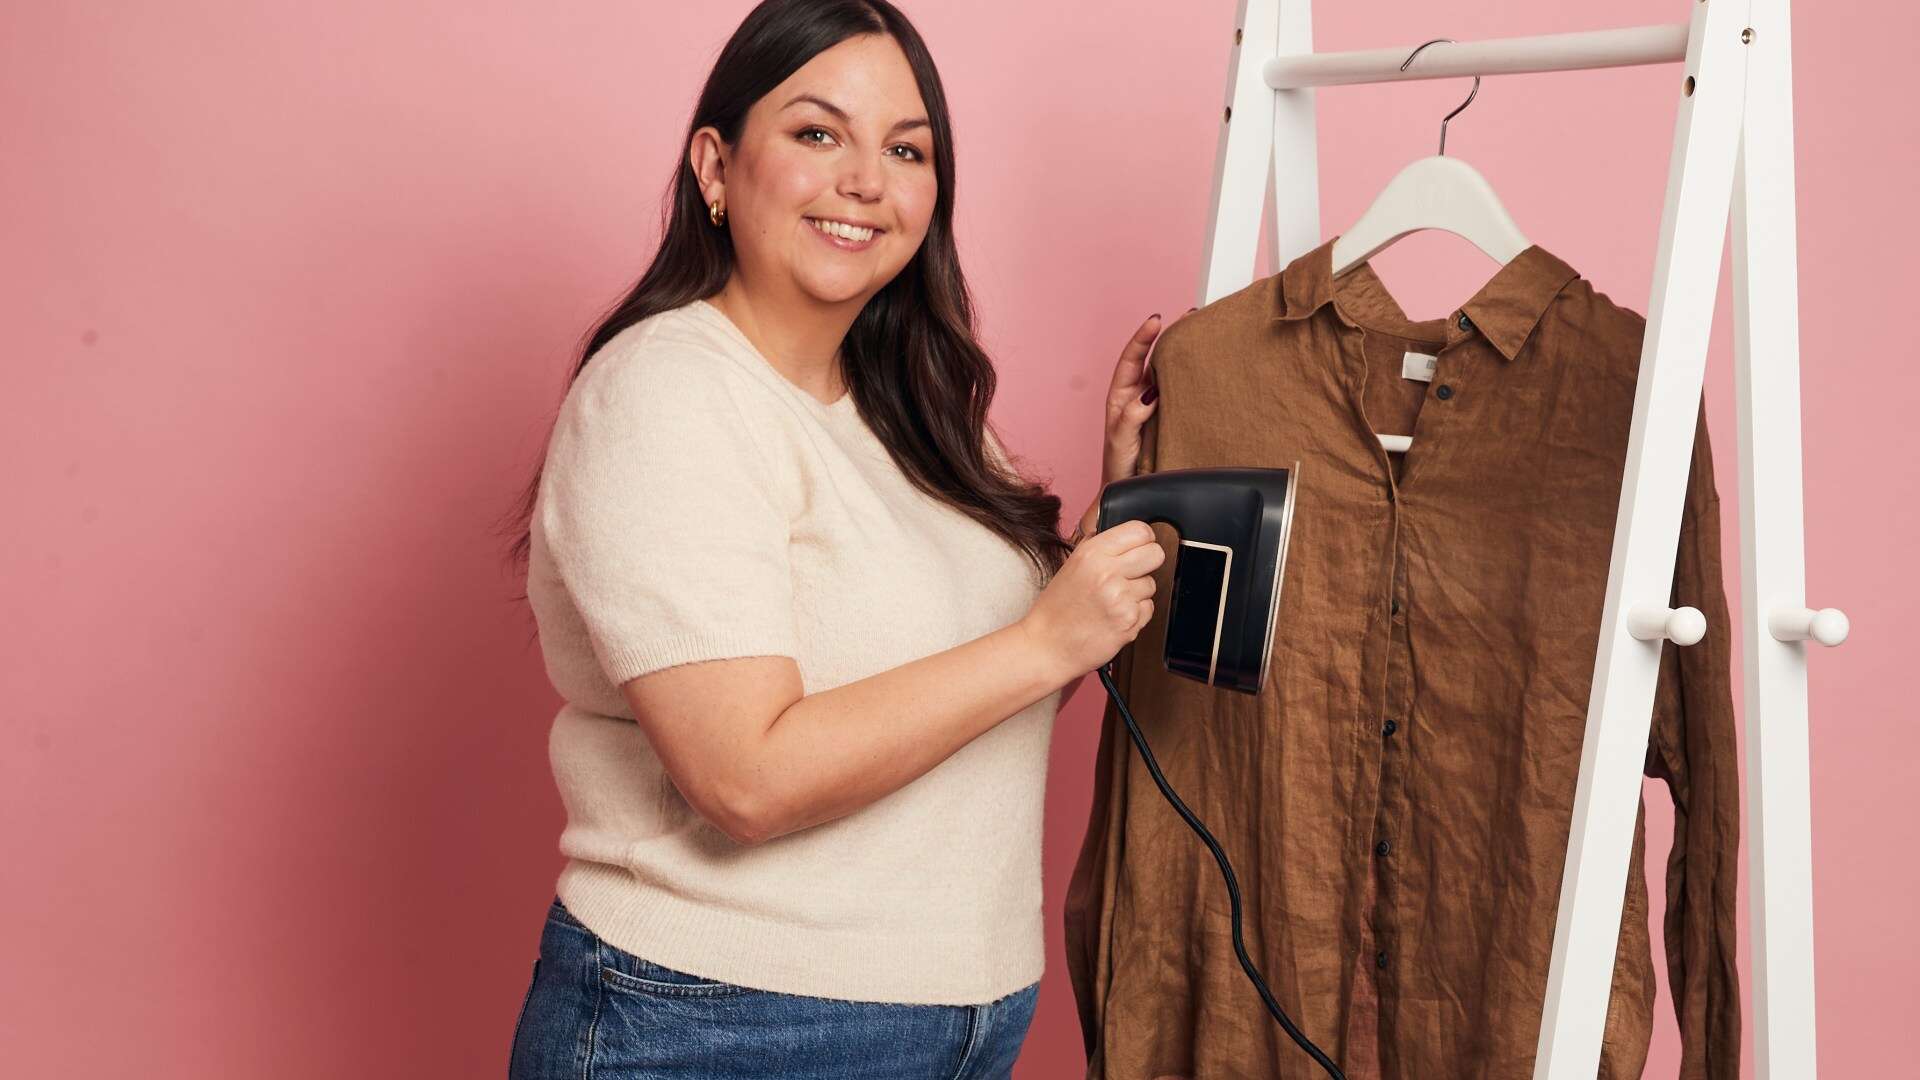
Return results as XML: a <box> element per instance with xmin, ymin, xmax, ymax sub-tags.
<box><xmin>1071</xmin><ymin>312</ymin><xmax>1163</xmax><ymax>543</ymax></box>
<box><xmin>1057</xmin><ymin>312</ymin><xmax>1164</xmax><ymax>707</ymax></box>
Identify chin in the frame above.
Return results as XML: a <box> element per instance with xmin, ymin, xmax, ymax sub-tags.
<box><xmin>797</xmin><ymin>270</ymin><xmax>889</xmax><ymax>307</ymax></box>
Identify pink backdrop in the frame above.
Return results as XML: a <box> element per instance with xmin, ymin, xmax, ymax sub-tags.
<box><xmin>3</xmin><ymin>1</ymin><xmax>1912</xmax><ymax>1075</ymax></box>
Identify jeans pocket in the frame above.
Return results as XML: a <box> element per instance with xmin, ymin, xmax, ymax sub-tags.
<box><xmin>597</xmin><ymin>945</ymin><xmax>757</xmax><ymax>1000</ymax></box>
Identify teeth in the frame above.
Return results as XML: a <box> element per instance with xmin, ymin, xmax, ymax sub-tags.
<box><xmin>809</xmin><ymin>217</ymin><xmax>875</xmax><ymax>243</ymax></box>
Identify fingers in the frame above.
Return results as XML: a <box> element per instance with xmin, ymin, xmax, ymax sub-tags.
<box><xmin>1119</xmin><ymin>536</ymin><xmax>1166</xmax><ymax>577</ymax></box>
<box><xmin>1119</xmin><ymin>376</ymin><xmax>1159</xmax><ymax>421</ymax></box>
<box><xmin>1088</xmin><ymin>519</ymin><xmax>1155</xmax><ymax>553</ymax></box>
<box><xmin>1108</xmin><ymin>313</ymin><xmax>1162</xmax><ymax>436</ymax></box>
<box><xmin>1082</xmin><ymin>521</ymin><xmax>1164</xmax><ymax>586</ymax></box>
<box><xmin>1108</xmin><ymin>312</ymin><xmax>1163</xmax><ymax>399</ymax></box>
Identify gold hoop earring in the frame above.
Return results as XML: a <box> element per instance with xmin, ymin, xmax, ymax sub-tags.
<box><xmin>709</xmin><ymin>199</ymin><xmax>726</xmax><ymax>227</ymax></box>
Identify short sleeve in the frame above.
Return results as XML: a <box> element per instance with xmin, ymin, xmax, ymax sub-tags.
<box><xmin>539</xmin><ymin>341</ymin><xmax>800</xmax><ymax>686</ymax></box>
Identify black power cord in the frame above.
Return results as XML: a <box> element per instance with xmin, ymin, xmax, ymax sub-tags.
<box><xmin>1098</xmin><ymin>663</ymin><xmax>1346</xmax><ymax>1080</ymax></box>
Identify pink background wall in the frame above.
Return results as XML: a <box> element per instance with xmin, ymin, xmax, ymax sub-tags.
<box><xmin>4</xmin><ymin>1</ymin><xmax>1912</xmax><ymax>1075</ymax></box>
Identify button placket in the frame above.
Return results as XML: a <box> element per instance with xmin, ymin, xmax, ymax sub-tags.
<box><xmin>1434</xmin><ymin>324</ymin><xmax>1467</xmax><ymax>403</ymax></box>
<box><xmin>1369</xmin><ymin>528</ymin><xmax>1414</xmax><ymax>994</ymax></box>
<box><xmin>1396</xmin><ymin>330</ymin><xmax>1486</xmax><ymax>499</ymax></box>
<box><xmin>1430</xmin><ymin>312</ymin><xmax>1480</xmax><ymax>405</ymax></box>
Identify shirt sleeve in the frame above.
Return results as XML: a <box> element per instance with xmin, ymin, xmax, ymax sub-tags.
<box><xmin>1645</xmin><ymin>399</ymin><xmax>1742</xmax><ymax>1079</ymax></box>
<box><xmin>538</xmin><ymin>342</ymin><xmax>800</xmax><ymax>687</ymax></box>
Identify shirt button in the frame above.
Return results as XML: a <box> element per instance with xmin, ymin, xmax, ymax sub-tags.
<box><xmin>1435</xmin><ymin>384</ymin><xmax>1455</xmax><ymax>401</ymax></box>
<box><xmin>1375</xmin><ymin>839</ymin><xmax>1391</xmax><ymax>857</ymax></box>
<box><xmin>1376</xmin><ymin>950</ymin><xmax>1389</xmax><ymax>969</ymax></box>
<box><xmin>1457</xmin><ymin>313</ymin><xmax>1474</xmax><ymax>332</ymax></box>
<box><xmin>1383</xmin><ymin>719</ymin><xmax>1399</xmax><ymax>737</ymax></box>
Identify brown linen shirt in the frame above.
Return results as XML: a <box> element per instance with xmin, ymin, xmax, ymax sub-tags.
<box><xmin>1064</xmin><ymin>239</ymin><xmax>1740</xmax><ymax>1079</ymax></box>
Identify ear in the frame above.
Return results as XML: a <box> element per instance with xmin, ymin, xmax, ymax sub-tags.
<box><xmin>689</xmin><ymin>127</ymin><xmax>729</xmax><ymax>206</ymax></box>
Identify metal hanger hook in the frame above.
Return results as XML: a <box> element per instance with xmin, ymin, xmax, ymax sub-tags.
<box><xmin>1400</xmin><ymin>38</ymin><xmax>1479</xmax><ymax>156</ymax></box>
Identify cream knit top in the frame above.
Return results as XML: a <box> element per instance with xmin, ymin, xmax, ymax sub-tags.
<box><xmin>525</xmin><ymin>298</ymin><xmax>1061</xmax><ymax>1005</ymax></box>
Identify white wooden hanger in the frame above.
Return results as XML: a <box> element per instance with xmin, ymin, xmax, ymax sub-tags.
<box><xmin>1327</xmin><ymin>40</ymin><xmax>1530</xmax><ymax>454</ymax></box>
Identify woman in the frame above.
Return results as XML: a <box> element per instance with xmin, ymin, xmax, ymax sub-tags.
<box><xmin>501</xmin><ymin>1</ymin><xmax>1164</xmax><ymax>1075</ymax></box>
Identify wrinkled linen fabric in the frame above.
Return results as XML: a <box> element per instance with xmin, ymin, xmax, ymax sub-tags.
<box><xmin>1064</xmin><ymin>239</ymin><xmax>1740</xmax><ymax>1080</ymax></box>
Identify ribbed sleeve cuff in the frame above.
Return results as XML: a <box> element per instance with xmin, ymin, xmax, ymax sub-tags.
<box><xmin>596</xmin><ymin>629</ymin><xmax>802</xmax><ymax>687</ymax></box>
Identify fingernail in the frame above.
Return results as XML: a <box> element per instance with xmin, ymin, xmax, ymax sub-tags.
<box><xmin>1142</xmin><ymin>383</ymin><xmax>1159</xmax><ymax>404</ymax></box>
<box><xmin>1149</xmin><ymin>312</ymin><xmax>1162</xmax><ymax>323</ymax></box>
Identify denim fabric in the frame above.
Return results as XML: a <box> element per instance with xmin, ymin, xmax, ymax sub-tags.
<box><xmin>508</xmin><ymin>898</ymin><xmax>1039</xmax><ymax>1079</ymax></box>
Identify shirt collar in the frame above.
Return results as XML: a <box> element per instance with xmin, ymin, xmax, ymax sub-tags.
<box><xmin>1273</xmin><ymin>236</ymin><xmax>1579</xmax><ymax>362</ymax></box>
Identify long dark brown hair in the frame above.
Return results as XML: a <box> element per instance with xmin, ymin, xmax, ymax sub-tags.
<box><xmin>499</xmin><ymin>0</ymin><xmax>1069</xmax><ymax>600</ymax></box>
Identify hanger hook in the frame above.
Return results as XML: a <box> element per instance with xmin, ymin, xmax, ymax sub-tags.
<box><xmin>1400</xmin><ymin>38</ymin><xmax>1479</xmax><ymax>156</ymax></box>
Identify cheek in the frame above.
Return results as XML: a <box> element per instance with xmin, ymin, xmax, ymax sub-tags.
<box><xmin>751</xmin><ymin>145</ymin><xmax>836</xmax><ymax>213</ymax></box>
<box><xmin>892</xmin><ymin>172</ymin><xmax>939</xmax><ymax>241</ymax></box>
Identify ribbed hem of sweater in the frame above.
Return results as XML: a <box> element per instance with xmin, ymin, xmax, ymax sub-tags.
<box><xmin>555</xmin><ymin>859</ymin><xmax>1044</xmax><ymax>1006</ymax></box>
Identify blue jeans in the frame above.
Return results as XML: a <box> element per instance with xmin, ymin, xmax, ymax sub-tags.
<box><xmin>508</xmin><ymin>898</ymin><xmax>1039</xmax><ymax>1079</ymax></box>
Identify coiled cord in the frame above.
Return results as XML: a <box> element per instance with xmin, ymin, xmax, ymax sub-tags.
<box><xmin>1097</xmin><ymin>663</ymin><xmax>1345</xmax><ymax>1080</ymax></box>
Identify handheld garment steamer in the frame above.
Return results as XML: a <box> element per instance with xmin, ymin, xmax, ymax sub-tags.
<box><xmin>1094</xmin><ymin>466</ymin><xmax>1345</xmax><ymax>1080</ymax></box>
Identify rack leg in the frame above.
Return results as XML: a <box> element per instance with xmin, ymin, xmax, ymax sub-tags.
<box><xmin>1199</xmin><ymin>0</ymin><xmax>1316</xmax><ymax>304</ymax></box>
<box><xmin>1533</xmin><ymin>1</ymin><xmax>1752</xmax><ymax>1076</ymax></box>
<box><xmin>1734</xmin><ymin>1</ymin><xmax>1821</xmax><ymax>1075</ymax></box>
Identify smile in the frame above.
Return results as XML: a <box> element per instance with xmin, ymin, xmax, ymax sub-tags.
<box><xmin>805</xmin><ymin>217</ymin><xmax>879</xmax><ymax>243</ymax></box>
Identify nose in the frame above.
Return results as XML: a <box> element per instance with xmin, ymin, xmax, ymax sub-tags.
<box><xmin>836</xmin><ymin>151</ymin><xmax>885</xmax><ymax>204</ymax></box>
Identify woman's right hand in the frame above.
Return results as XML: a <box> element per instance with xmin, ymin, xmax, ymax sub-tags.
<box><xmin>1020</xmin><ymin>519</ymin><xmax>1166</xmax><ymax>683</ymax></box>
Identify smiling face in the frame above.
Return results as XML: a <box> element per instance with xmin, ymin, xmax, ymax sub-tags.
<box><xmin>695</xmin><ymin>34</ymin><xmax>938</xmax><ymax>308</ymax></box>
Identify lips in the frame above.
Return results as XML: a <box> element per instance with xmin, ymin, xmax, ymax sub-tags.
<box><xmin>805</xmin><ymin>216</ymin><xmax>880</xmax><ymax>243</ymax></box>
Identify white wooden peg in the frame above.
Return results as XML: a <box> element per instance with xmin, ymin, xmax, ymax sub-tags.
<box><xmin>1626</xmin><ymin>604</ymin><xmax>1707</xmax><ymax>645</ymax></box>
<box><xmin>1768</xmin><ymin>606</ymin><xmax>1850</xmax><ymax>646</ymax></box>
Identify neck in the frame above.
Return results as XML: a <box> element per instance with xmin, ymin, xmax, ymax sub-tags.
<box><xmin>709</xmin><ymin>272</ymin><xmax>862</xmax><ymax>405</ymax></box>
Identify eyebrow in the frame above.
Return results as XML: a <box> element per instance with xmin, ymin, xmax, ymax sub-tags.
<box><xmin>782</xmin><ymin>93</ymin><xmax>931</xmax><ymax>136</ymax></box>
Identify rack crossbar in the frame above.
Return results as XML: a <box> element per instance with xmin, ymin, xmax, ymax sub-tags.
<box><xmin>1263</xmin><ymin>24</ymin><xmax>1689</xmax><ymax>89</ymax></box>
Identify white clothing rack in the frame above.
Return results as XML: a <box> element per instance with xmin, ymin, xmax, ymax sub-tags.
<box><xmin>1199</xmin><ymin>2</ymin><xmax>1846</xmax><ymax>1077</ymax></box>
